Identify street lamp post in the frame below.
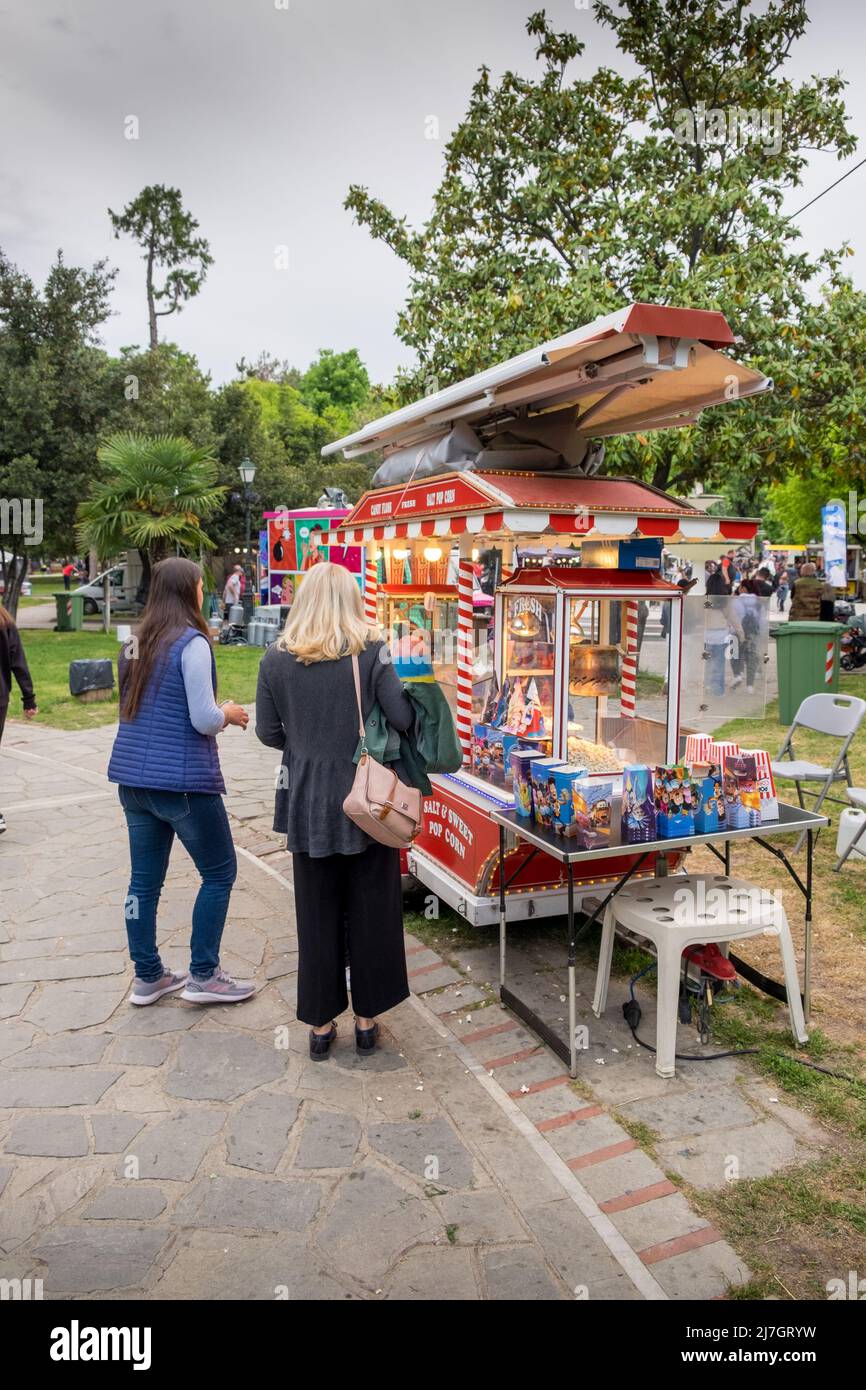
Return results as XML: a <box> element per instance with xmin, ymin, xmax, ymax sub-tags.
<box><xmin>238</xmin><ymin>457</ymin><xmax>257</xmax><ymax>622</ymax></box>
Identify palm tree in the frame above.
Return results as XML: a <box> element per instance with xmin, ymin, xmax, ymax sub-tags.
<box><xmin>77</xmin><ymin>432</ymin><xmax>227</xmax><ymax>598</ymax></box>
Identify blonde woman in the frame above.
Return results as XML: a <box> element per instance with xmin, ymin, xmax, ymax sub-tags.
<box><xmin>255</xmin><ymin>562</ymin><xmax>414</xmax><ymax>1060</ymax></box>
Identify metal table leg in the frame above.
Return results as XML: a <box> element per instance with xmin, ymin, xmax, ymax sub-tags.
<box><xmin>805</xmin><ymin>828</ymin><xmax>813</xmax><ymax>1023</ymax></box>
<box><xmin>498</xmin><ymin>824</ymin><xmax>506</xmax><ymax>992</ymax></box>
<box><xmin>567</xmin><ymin>860</ymin><xmax>577</xmax><ymax>1078</ymax></box>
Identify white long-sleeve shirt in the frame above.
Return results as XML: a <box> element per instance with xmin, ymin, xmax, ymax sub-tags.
<box><xmin>181</xmin><ymin>635</ymin><xmax>226</xmax><ymax>736</ymax></box>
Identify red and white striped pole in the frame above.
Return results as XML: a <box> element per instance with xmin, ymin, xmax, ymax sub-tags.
<box><xmin>620</xmin><ymin>599</ymin><xmax>639</xmax><ymax>718</ymax></box>
<box><xmin>457</xmin><ymin>553</ymin><xmax>474</xmax><ymax>764</ymax></box>
<box><xmin>364</xmin><ymin>550</ymin><xmax>379</xmax><ymax>627</ymax></box>
<box><xmin>825</xmin><ymin>639</ymin><xmax>835</xmax><ymax>685</ymax></box>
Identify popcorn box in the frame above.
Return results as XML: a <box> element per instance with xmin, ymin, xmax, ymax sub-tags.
<box><xmin>740</xmin><ymin>747</ymin><xmax>779</xmax><ymax>822</ymax></box>
<box><xmin>708</xmin><ymin>740</ymin><xmax>740</xmax><ymax>772</ymax></box>
<box><xmin>693</xmin><ymin>771</ymin><xmax>724</xmax><ymax>835</ymax></box>
<box><xmin>722</xmin><ymin>752</ymin><xmax>762</xmax><ymax>830</ymax></box>
<box><xmin>550</xmin><ymin>764</ymin><xmax>588</xmax><ymax>837</ymax></box>
<box><xmin>622</xmin><ymin>765</ymin><xmax>656</xmax><ymax>843</ymax></box>
<box><xmin>510</xmin><ymin>748</ymin><xmax>547</xmax><ymax>817</ymax></box>
<box><xmin>529</xmin><ymin>758</ymin><xmax>566</xmax><ymax>831</ymax></box>
<box><xmin>572</xmin><ymin>779</ymin><xmax>614</xmax><ymax>849</ymax></box>
<box><xmin>684</xmin><ymin>733</ymin><xmax>711</xmax><ymax>767</ymax></box>
<box><xmin>653</xmin><ymin>763</ymin><xmax>696</xmax><ymax>838</ymax></box>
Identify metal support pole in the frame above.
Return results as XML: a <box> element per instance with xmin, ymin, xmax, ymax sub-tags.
<box><xmin>567</xmin><ymin>860</ymin><xmax>577</xmax><ymax>1078</ymax></box>
<box><xmin>498</xmin><ymin>824</ymin><xmax>507</xmax><ymax>991</ymax></box>
<box><xmin>804</xmin><ymin>828</ymin><xmax>813</xmax><ymax>1023</ymax></box>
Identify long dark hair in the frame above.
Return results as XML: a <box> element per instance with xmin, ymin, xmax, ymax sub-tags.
<box><xmin>121</xmin><ymin>557</ymin><xmax>211</xmax><ymax>720</ymax></box>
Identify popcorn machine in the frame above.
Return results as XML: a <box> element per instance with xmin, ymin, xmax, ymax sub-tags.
<box><xmin>491</xmin><ymin>566</ymin><xmax>682</xmax><ymax>777</ymax></box>
<box><xmin>325</xmin><ymin>302</ymin><xmax>771</xmax><ymax>924</ymax></box>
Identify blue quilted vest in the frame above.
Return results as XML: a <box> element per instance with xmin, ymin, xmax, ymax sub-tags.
<box><xmin>107</xmin><ymin>627</ymin><xmax>225</xmax><ymax>794</ymax></box>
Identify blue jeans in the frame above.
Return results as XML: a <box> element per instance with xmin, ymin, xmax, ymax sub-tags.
<box><xmin>704</xmin><ymin>642</ymin><xmax>727</xmax><ymax>697</ymax></box>
<box><xmin>118</xmin><ymin>786</ymin><xmax>237</xmax><ymax>982</ymax></box>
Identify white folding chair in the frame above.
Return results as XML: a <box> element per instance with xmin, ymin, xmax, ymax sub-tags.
<box><xmin>771</xmin><ymin>693</ymin><xmax>866</xmax><ymax>850</ymax></box>
<box><xmin>834</xmin><ymin>787</ymin><xmax>866</xmax><ymax>871</ymax></box>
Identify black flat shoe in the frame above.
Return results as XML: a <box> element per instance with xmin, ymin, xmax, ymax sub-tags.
<box><xmin>309</xmin><ymin>1022</ymin><xmax>337</xmax><ymax>1061</ymax></box>
<box><xmin>354</xmin><ymin>1021</ymin><xmax>379</xmax><ymax>1054</ymax></box>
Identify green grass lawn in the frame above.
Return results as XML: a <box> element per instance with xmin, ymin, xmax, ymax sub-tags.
<box><xmin>5</xmin><ymin>629</ymin><xmax>264</xmax><ymax>730</ymax></box>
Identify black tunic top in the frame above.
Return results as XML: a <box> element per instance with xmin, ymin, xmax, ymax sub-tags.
<box><xmin>0</xmin><ymin>618</ymin><xmax>35</xmax><ymax>710</ymax></box>
<box><xmin>255</xmin><ymin>639</ymin><xmax>413</xmax><ymax>858</ymax></box>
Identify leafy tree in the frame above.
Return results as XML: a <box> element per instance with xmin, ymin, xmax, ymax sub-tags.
<box><xmin>0</xmin><ymin>249</ymin><xmax>116</xmax><ymax>614</ymax></box>
<box><xmin>235</xmin><ymin>351</ymin><xmax>302</xmax><ymax>387</ymax></box>
<box><xmin>77</xmin><ymin>433</ymin><xmax>226</xmax><ymax>597</ymax></box>
<box><xmin>103</xmin><ymin>342</ymin><xmax>216</xmax><ymax>446</ymax></box>
<box><xmin>300</xmin><ymin>348</ymin><xmax>371</xmax><ymax>415</ymax></box>
<box><xmin>108</xmin><ymin>186</ymin><xmax>212</xmax><ymax>350</ymax></box>
<box><xmin>345</xmin><ymin>3</ymin><xmax>857</xmax><ymax>493</ymax></box>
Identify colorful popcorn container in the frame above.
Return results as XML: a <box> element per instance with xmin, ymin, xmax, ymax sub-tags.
<box><xmin>653</xmin><ymin>764</ymin><xmax>695</xmax><ymax>838</ymax></box>
<box><xmin>572</xmin><ymin>779</ymin><xmax>614</xmax><ymax>849</ymax></box>
<box><xmin>550</xmin><ymin>764</ymin><xmax>587</xmax><ymax>837</ymax></box>
<box><xmin>722</xmin><ymin>752</ymin><xmax>762</xmax><ymax>829</ymax></box>
<box><xmin>621</xmin><ymin>765</ymin><xmax>656</xmax><ymax>843</ymax></box>
<box><xmin>529</xmin><ymin>758</ymin><xmax>566</xmax><ymax>831</ymax></box>
<box><xmin>740</xmin><ymin>747</ymin><xmax>779</xmax><ymax>822</ymax></box>
<box><xmin>693</xmin><ymin>770</ymin><xmax>725</xmax><ymax>834</ymax></box>
<box><xmin>509</xmin><ymin>748</ymin><xmax>547</xmax><ymax>817</ymax></box>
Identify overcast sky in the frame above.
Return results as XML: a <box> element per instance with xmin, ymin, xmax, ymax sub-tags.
<box><xmin>1</xmin><ymin>0</ymin><xmax>864</xmax><ymax>388</ymax></box>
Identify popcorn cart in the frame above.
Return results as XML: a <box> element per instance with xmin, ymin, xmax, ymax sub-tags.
<box><xmin>324</xmin><ymin>303</ymin><xmax>770</xmax><ymax>924</ymax></box>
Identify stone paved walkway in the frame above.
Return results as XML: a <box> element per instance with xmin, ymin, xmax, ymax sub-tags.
<box><xmin>0</xmin><ymin>713</ymin><xmax>831</xmax><ymax>1301</ymax></box>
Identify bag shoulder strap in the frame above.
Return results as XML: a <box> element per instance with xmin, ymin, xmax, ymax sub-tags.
<box><xmin>351</xmin><ymin>653</ymin><xmax>366</xmax><ymax>744</ymax></box>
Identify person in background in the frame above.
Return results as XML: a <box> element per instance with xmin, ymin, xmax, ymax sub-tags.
<box><xmin>255</xmin><ymin>562</ymin><xmax>415</xmax><ymax>1061</ymax></box>
<box><xmin>223</xmin><ymin>564</ymin><xmax>243</xmax><ymax>617</ymax></box>
<box><xmin>775</xmin><ymin>559</ymin><xmax>790</xmax><ymax>611</ymax></box>
<box><xmin>62</xmin><ymin>559</ymin><xmax>76</xmax><ymax>591</ymax></box>
<box><xmin>789</xmin><ymin>562</ymin><xmax>834</xmax><ymax>622</ymax></box>
<box><xmin>0</xmin><ymin>604</ymin><xmax>38</xmax><ymax>834</ymax></box>
<box><xmin>107</xmin><ymin>557</ymin><xmax>253</xmax><ymax>1006</ymax></box>
<box><xmin>704</xmin><ymin>568</ymin><xmax>744</xmax><ymax>697</ymax></box>
<box><xmin>751</xmin><ymin>566</ymin><xmax>775</xmax><ymax>598</ymax></box>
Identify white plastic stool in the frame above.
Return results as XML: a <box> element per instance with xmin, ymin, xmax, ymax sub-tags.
<box><xmin>592</xmin><ymin>874</ymin><xmax>808</xmax><ymax>1078</ymax></box>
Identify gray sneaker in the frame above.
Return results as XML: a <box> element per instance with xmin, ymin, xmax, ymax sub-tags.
<box><xmin>129</xmin><ymin>971</ymin><xmax>188</xmax><ymax>1006</ymax></box>
<box><xmin>180</xmin><ymin>969</ymin><xmax>256</xmax><ymax>1004</ymax></box>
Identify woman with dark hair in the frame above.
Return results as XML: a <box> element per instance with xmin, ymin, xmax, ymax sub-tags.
<box><xmin>107</xmin><ymin>557</ymin><xmax>253</xmax><ymax>1006</ymax></box>
<box><xmin>0</xmin><ymin>603</ymin><xmax>38</xmax><ymax>834</ymax></box>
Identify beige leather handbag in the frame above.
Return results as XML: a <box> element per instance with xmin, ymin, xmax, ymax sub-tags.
<box><xmin>342</xmin><ymin>654</ymin><xmax>423</xmax><ymax>849</ymax></box>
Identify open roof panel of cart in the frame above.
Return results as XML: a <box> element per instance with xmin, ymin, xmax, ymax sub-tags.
<box><xmin>324</xmin><ymin>303</ymin><xmax>765</xmax><ymax>545</ymax></box>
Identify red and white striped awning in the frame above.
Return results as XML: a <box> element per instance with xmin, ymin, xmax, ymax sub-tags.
<box><xmin>333</xmin><ymin>470</ymin><xmax>758</xmax><ymax>546</ymax></box>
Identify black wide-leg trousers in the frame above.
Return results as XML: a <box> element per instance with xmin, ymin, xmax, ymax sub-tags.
<box><xmin>292</xmin><ymin>841</ymin><xmax>409</xmax><ymax>1027</ymax></box>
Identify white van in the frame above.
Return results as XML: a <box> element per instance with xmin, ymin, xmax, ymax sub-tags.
<box><xmin>76</xmin><ymin>552</ymin><xmax>144</xmax><ymax>614</ymax></box>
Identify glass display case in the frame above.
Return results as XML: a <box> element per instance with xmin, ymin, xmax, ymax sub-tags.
<box><xmin>679</xmin><ymin>592</ymin><xmax>770</xmax><ymax>727</ymax></box>
<box><xmin>469</xmin><ymin>568</ymin><xmax>684</xmax><ymax>790</ymax></box>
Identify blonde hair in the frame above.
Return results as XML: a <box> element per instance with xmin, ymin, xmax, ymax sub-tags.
<box><xmin>277</xmin><ymin>562</ymin><xmax>378</xmax><ymax>663</ymax></box>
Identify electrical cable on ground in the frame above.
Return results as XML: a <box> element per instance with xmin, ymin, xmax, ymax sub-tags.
<box><xmin>623</xmin><ymin>967</ymin><xmax>864</xmax><ymax>1088</ymax></box>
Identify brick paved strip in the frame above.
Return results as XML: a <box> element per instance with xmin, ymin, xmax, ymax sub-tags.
<box><xmin>408</xmin><ymin>961</ymin><xmax>453</xmax><ymax>979</ymax></box>
<box><xmin>566</xmin><ymin>1139</ymin><xmax>636</xmax><ymax>1170</ymax></box>
<box><xmin>536</xmin><ymin>1105</ymin><xmax>604</xmax><ymax>1133</ymax></box>
<box><xmin>405</xmin><ymin>942</ymin><xmax>433</xmax><ymax>957</ymax></box>
<box><xmin>599</xmin><ymin>1180</ymin><xmax>679</xmax><ymax>1214</ymax></box>
<box><xmin>483</xmin><ymin>1046</ymin><xmax>542</xmax><ymax>1070</ymax></box>
<box><xmin>506</xmin><ymin>1074</ymin><xmax>570</xmax><ymax>1098</ymax></box>
<box><xmin>461</xmin><ymin>1020</ymin><xmax>520</xmax><ymax>1046</ymax></box>
<box><xmin>640</xmin><ymin>1225</ymin><xmax>723</xmax><ymax>1265</ymax></box>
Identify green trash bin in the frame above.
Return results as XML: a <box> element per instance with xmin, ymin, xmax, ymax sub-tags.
<box><xmin>53</xmin><ymin>592</ymin><xmax>84</xmax><ymax>632</ymax></box>
<box><xmin>773</xmin><ymin>621</ymin><xmax>844</xmax><ymax>724</ymax></box>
